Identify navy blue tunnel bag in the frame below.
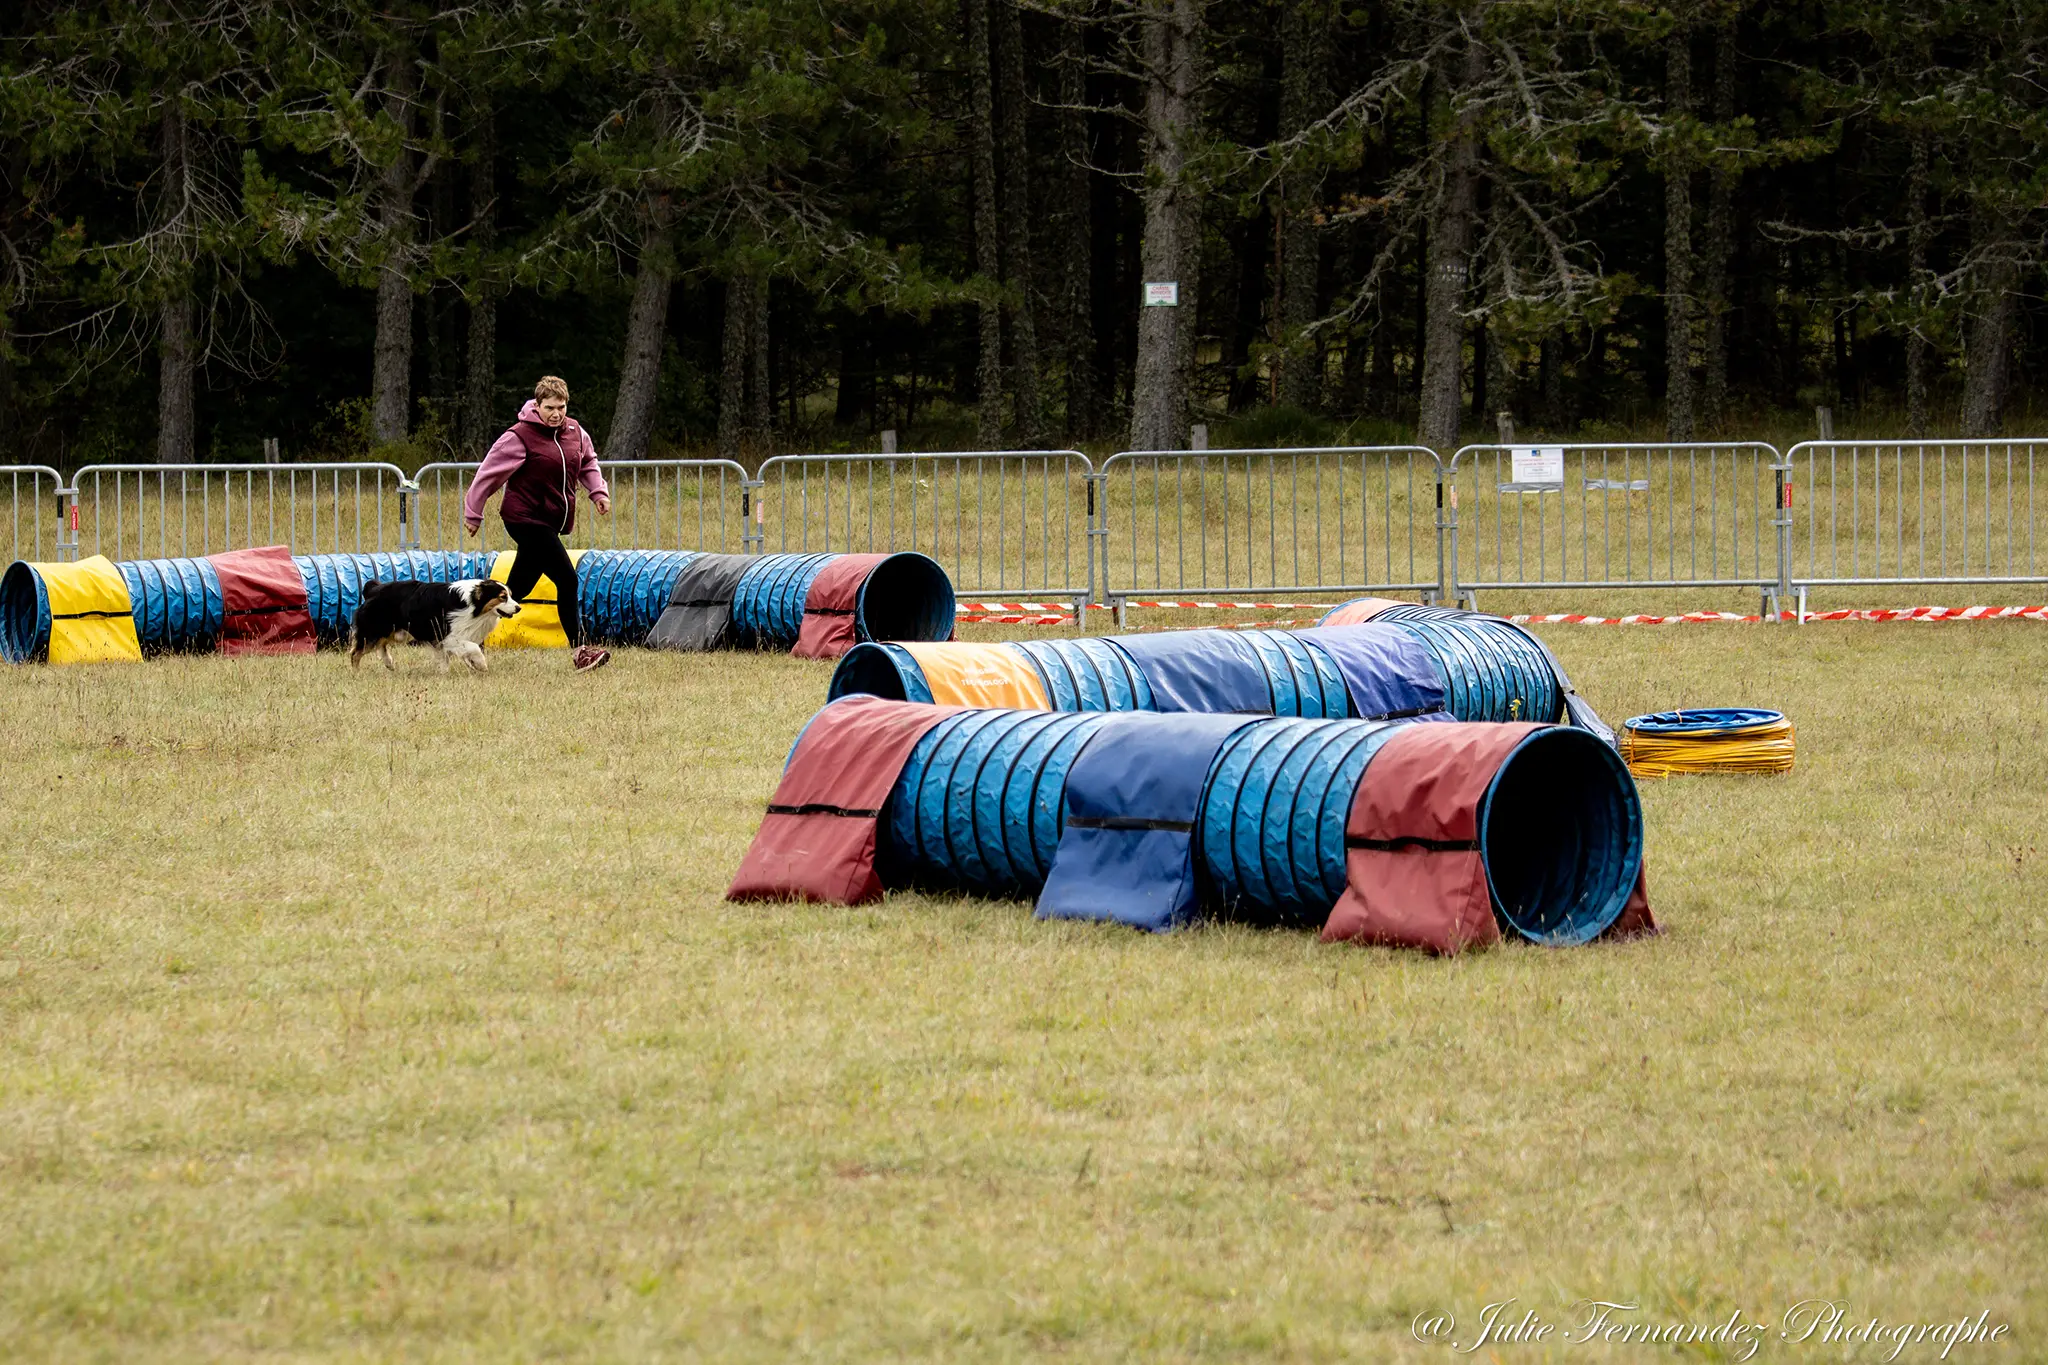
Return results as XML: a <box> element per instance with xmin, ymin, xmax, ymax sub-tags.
<box><xmin>1035</xmin><ymin>713</ymin><xmax>1261</xmax><ymax>933</ymax></box>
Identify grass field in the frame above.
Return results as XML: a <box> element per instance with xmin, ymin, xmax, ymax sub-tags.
<box><xmin>1</xmin><ymin>621</ymin><xmax>2044</xmax><ymax>1362</ymax></box>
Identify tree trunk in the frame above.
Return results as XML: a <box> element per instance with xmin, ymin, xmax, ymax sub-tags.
<box><xmin>966</xmin><ymin>0</ymin><xmax>1004</xmax><ymax>446</ymax></box>
<box><xmin>1277</xmin><ymin>0</ymin><xmax>1329</xmax><ymax>410</ymax></box>
<box><xmin>1129</xmin><ymin>0</ymin><xmax>1203</xmax><ymax>451</ymax></box>
<box><xmin>749</xmin><ymin>273</ymin><xmax>773</xmax><ymax>450</ymax></box>
<box><xmin>156</xmin><ymin>104</ymin><xmax>196</xmax><ymax>465</ymax></box>
<box><xmin>1539</xmin><ymin>336</ymin><xmax>1562</xmax><ymax>426</ymax></box>
<box><xmin>371</xmin><ymin>54</ymin><xmax>418</xmax><ymax>446</ymax></box>
<box><xmin>718</xmin><ymin>274</ymin><xmax>749</xmax><ymax>462</ymax></box>
<box><xmin>463</xmin><ymin>118</ymin><xmax>498</xmax><ymax>453</ymax></box>
<box><xmin>1371</xmin><ymin>315</ymin><xmax>1395</xmax><ymax>415</ymax></box>
<box><xmin>1469</xmin><ymin>316</ymin><xmax>1487</xmax><ymax>424</ymax></box>
<box><xmin>1663</xmin><ymin>25</ymin><xmax>1694</xmax><ymax>443</ymax></box>
<box><xmin>158</xmin><ymin>290</ymin><xmax>197</xmax><ymax>465</ymax></box>
<box><xmin>1226</xmin><ymin>211</ymin><xmax>1266</xmax><ymax>411</ymax></box>
<box><xmin>835</xmin><ymin>312</ymin><xmax>875</xmax><ymax>427</ymax></box>
<box><xmin>1960</xmin><ymin>227</ymin><xmax>2020</xmax><ymax>437</ymax></box>
<box><xmin>1699</xmin><ymin>19</ymin><xmax>1734</xmax><ymax>426</ymax></box>
<box><xmin>995</xmin><ymin>0</ymin><xmax>1042</xmax><ymax>445</ymax></box>
<box><xmin>1906</xmin><ymin>134</ymin><xmax>1931</xmax><ymax>437</ymax></box>
<box><xmin>1056</xmin><ymin>17</ymin><xmax>1097</xmax><ymax>440</ymax></box>
<box><xmin>427</xmin><ymin>163</ymin><xmax>456</xmax><ymax>407</ymax></box>
<box><xmin>610</xmin><ymin>200</ymin><xmax>674</xmax><ymax>461</ymax></box>
<box><xmin>1417</xmin><ymin>33</ymin><xmax>1483</xmax><ymax>452</ymax></box>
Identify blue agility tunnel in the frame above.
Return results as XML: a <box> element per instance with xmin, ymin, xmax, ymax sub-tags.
<box><xmin>729</xmin><ymin>552</ymin><xmax>836</xmax><ymax>648</ymax></box>
<box><xmin>728</xmin><ymin>551</ymin><xmax>956</xmax><ymax>651</ymax></box>
<box><xmin>1362</xmin><ymin>604</ymin><xmax>1560</xmax><ymax>725</ymax></box>
<box><xmin>884</xmin><ymin>710</ymin><xmax>1114</xmax><ymax>895</ymax></box>
<box><xmin>120</xmin><ymin>556</ymin><xmax>226</xmax><ymax>653</ymax></box>
<box><xmin>865</xmin><ymin>706</ymin><xmax>1642</xmax><ymax>945</ymax></box>
<box><xmin>831</xmin><ymin>606</ymin><xmax>1607</xmax><ymax>737</ymax></box>
<box><xmin>830</xmin><ymin>623</ymin><xmax>1451</xmax><ymax>722</ymax></box>
<box><xmin>576</xmin><ymin>548</ymin><xmax>702</xmax><ymax>647</ymax></box>
<box><xmin>10</xmin><ymin>547</ymin><xmax>956</xmax><ymax>660</ymax></box>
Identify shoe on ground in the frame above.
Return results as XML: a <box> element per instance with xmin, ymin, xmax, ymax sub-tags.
<box><xmin>572</xmin><ymin>646</ymin><xmax>611</xmax><ymax>673</ymax></box>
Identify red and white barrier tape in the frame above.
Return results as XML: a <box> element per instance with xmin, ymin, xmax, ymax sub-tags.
<box><xmin>957</xmin><ymin>599</ymin><xmax>1344</xmax><ymax>613</ymax></box>
<box><xmin>954</xmin><ymin>602</ymin><xmax>2048</xmax><ymax>629</ymax></box>
<box><xmin>956</xmin><ymin>612</ymin><xmax>1073</xmax><ymax>626</ymax></box>
<box><xmin>1119</xmin><ymin>599</ymin><xmax>1345</xmax><ymax>611</ymax></box>
<box><xmin>1508</xmin><ymin>605</ymin><xmax>2048</xmax><ymax>625</ymax></box>
<box><xmin>957</xmin><ymin>602</ymin><xmax>1094</xmax><ymax>613</ymax></box>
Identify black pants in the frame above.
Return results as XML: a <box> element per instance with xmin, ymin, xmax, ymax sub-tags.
<box><xmin>503</xmin><ymin>522</ymin><xmax>582</xmax><ymax>647</ymax></box>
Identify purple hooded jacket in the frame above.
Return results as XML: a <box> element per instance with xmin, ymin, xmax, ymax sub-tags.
<box><xmin>464</xmin><ymin>400</ymin><xmax>610</xmax><ymax>535</ymax></box>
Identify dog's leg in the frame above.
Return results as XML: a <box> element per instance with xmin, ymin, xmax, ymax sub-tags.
<box><xmin>350</xmin><ymin>641</ymin><xmax>363</xmax><ymax>670</ymax></box>
<box><xmin>381</xmin><ymin>641</ymin><xmax>396</xmax><ymax>672</ymax></box>
<box><xmin>437</xmin><ymin>646</ymin><xmax>453</xmax><ymax>675</ymax></box>
<box><xmin>451</xmin><ymin>640</ymin><xmax>488</xmax><ymax>673</ymax></box>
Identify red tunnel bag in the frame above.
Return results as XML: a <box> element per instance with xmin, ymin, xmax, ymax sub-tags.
<box><xmin>1321</xmin><ymin>722</ymin><xmax>1541</xmax><ymax>955</ymax></box>
<box><xmin>791</xmin><ymin>553</ymin><xmax>891</xmax><ymax>660</ymax></box>
<box><xmin>209</xmin><ymin>546</ymin><xmax>315</xmax><ymax>656</ymax></box>
<box><xmin>727</xmin><ymin>695</ymin><xmax>967</xmax><ymax>904</ymax></box>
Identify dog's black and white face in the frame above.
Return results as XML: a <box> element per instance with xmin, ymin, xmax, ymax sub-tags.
<box><xmin>465</xmin><ymin>579</ymin><xmax>521</xmax><ymax>620</ymax></box>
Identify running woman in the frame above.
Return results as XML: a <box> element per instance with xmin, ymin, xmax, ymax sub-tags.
<box><xmin>463</xmin><ymin>374</ymin><xmax>613</xmax><ymax>672</ymax></box>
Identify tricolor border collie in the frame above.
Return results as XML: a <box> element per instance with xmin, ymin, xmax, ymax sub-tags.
<box><xmin>350</xmin><ymin>578</ymin><xmax>520</xmax><ymax>673</ymax></box>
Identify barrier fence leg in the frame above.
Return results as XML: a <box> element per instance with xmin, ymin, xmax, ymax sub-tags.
<box><xmin>1431</xmin><ymin>471</ymin><xmax>1460</xmax><ymax>608</ymax></box>
<box><xmin>1768</xmin><ymin>459</ymin><xmax>1794</xmax><ymax>622</ymax></box>
<box><xmin>59</xmin><ymin>488</ymin><xmax>80</xmax><ymax>562</ymax></box>
<box><xmin>398</xmin><ymin>484</ymin><xmax>419</xmax><ymax>552</ymax></box>
<box><xmin>1084</xmin><ymin>471</ymin><xmax>1106</xmax><ymax>629</ymax></box>
<box><xmin>742</xmin><ymin>477</ymin><xmax>764</xmax><ymax>555</ymax></box>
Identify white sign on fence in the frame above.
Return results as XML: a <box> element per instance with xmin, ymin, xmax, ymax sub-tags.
<box><xmin>1142</xmin><ymin>282</ymin><xmax>1180</xmax><ymax>307</ymax></box>
<box><xmin>1510</xmin><ymin>446</ymin><xmax>1565</xmax><ymax>486</ymax></box>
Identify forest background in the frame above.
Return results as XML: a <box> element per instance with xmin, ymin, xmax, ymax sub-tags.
<box><xmin>4</xmin><ymin>0</ymin><xmax>2044</xmax><ymax>469</ymax></box>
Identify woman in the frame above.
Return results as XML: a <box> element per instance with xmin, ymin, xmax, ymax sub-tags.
<box><xmin>463</xmin><ymin>375</ymin><xmax>614</xmax><ymax>672</ymax></box>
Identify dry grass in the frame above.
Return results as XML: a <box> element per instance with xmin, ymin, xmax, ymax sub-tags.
<box><xmin>1</xmin><ymin>623</ymin><xmax>2045</xmax><ymax>1362</ymax></box>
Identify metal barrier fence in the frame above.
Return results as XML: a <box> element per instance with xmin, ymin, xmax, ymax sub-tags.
<box><xmin>408</xmin><ymin>458</ymin><xmax>751</xmax><ymax>554</ymax></box>
<box><xmin>1785</xmin><ymin>439</ymin><xmax>2046</xmax><ymax>590</ymax></box>
<box><xmin>754</xmin><ymin>451</ymin><xmax>1096</xmax><ymax>612</ymax></box>
<box><xmin>65</xmin><ymin>463</ymin><xmax>414</xmax><ymax>562</ymax></box>
<box><xmin>3</xmin><ymin>466</ymin><xmax>66</xmax><ymax>564</ymax></box>
<box><xmin>13</xmin><ymin>442</ymin><xmax>2048</xmax><ymax>614</ymax></box>
<box><xmin>1443</xmin><ymin>443</ymin><xmax>1783</xmax><ymax>602</ymax></box>
<box><xmin>1096</xmin><ymin>447</ymin><xmax>1441</xmax><ymax>621</ymax></box>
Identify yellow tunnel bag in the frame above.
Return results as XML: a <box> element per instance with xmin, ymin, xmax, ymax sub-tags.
<box><xmin>901</xmin><ymin>641</ymin><xmax>1051</xmax><ymax>710</ymax></box>
<box><xmin>487</xmin><ymin>548</ymin><xmax>585</xmax><ymax>651</ymax></box>
<box><xmin>44</xmin><ymin>555</ymin><xmax>143</xmax><ymax>665</ymax></box>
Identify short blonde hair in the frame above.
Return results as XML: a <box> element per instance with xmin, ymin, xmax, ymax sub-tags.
<box><xmin>534</xmin><ymin>375</ymin><xmax>570</xmax><ymax>403</ymax></box>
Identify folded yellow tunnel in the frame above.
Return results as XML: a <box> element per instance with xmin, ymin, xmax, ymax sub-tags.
<box><xmin>487</xmin><ymin>548</ymin><xmax>586</xmax><ymax>651</ymax></box>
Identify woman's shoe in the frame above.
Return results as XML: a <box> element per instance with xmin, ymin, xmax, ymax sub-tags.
<box><xmin>572</xmin><ymin>645</ymin><xmax>612</xmax><ymax>673</ymax></box>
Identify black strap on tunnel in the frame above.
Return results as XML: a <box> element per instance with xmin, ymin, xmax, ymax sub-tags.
<box><xmin>1065</xmin><ymin>816</ymin><xmax>1194</xmax><ymax>833</ymax></box>
<box><xmin>766</xmin><ymin>802</ymin><xmax>882</xmax><ymax>818</ymax></box>
<box><xmin>52</xmin><ymin>609</ymin><xmax>134</xmax><ymax>621</ymax></box>
<box><xmin>1345</xmin><ymin>835</ymin><xmax>1480</xmax><ymax>852</ymax></box>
